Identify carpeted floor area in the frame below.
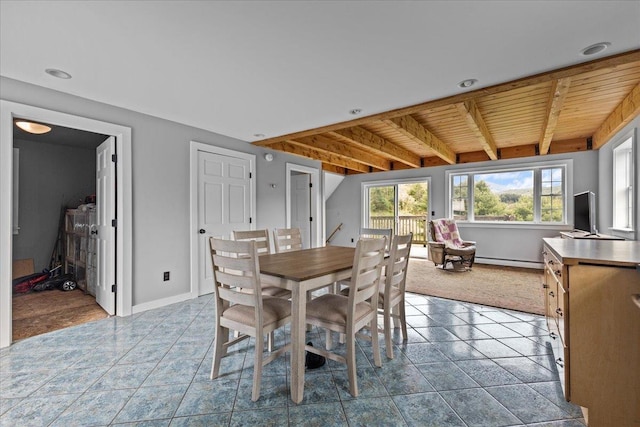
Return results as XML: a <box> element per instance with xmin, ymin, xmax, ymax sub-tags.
<box><xmin>405</xmin><ymin>258</ymin><xmax>545</xmax><ymax>315</ymax></box>
<box><xmin>12</xmin><ymin>289</ymin><xmax>109</xmax><ymax>341</ymax></box>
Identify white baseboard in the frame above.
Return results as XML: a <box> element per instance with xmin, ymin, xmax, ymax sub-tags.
<box><xmin>475</xmin><ymin>257</ymin><xmax>544</xmax><ymax>270</ymax></box>
<box><xmin>132</xmin><ymin>291</ymin><xmax>194</xmax><ymax>314</ymax></box>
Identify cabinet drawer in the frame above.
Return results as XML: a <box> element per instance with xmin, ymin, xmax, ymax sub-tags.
<box><xmin>544</xmin><ymin>249</ymin><xmax>564</xmax><ymax>286</ymax></box>
<box><xmin>556</xmin><ymin>282</ymin><xmax>567</xmax><ymax>345</ymax></box>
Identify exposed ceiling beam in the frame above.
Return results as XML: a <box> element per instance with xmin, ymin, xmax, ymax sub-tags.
<box><xmin>322</xmin><ymin>163</ymin><xmax>349</xmax><ymax>175</ymax></box>
<box><xmin>539</xmin><ymin>78</ymin><xmax>572</xmax><ymax>155</ymax></box>
<box><xmin>252</xmin><ymin>49</ymin><xmax>640</xmax><ymax>147</ymax></box>
<box><xmin>270</xmin><ymin>141</ymin><xmax>372</xmax><ymax>173</ymax></box>
<box><xmin>592</xmin><ymin>81</ymin><xmax>640</xmax><ymax>149</ymax></box>
<box><xmin>292</xmin><ymin>134</ymin><xmax>390</xmax><ymax>170</ymax></box>
<box><xmin>455</xmin><ymin>100</ymin><xmax>499</xmax><ymax>160</ymax></box>
<box><xmin>383</xmin><ymin>116</ymin><xmax>456</xmax><ymax>164</ymax></box>
<box><xmin>329</xmin><ymin>127</ymin><xmax>421</xmax><ymax>168</ymax></box>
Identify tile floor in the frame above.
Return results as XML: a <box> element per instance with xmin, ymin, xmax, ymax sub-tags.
<box><xmin>0</xmin><ymin>292</ymin><xmax>586</xmax><ymax>426</ymax></box>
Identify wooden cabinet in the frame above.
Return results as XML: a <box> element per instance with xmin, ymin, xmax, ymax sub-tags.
<box><xmin>543</xmin><ymin>238</ymin><xmax>640</xmax><ymax>427</ymax></box>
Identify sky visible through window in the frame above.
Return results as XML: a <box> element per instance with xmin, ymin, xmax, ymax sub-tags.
<box><xmin>475</xmin><ymin>170</ymin><xmax>534</xmax><ymax>193</ymax></box>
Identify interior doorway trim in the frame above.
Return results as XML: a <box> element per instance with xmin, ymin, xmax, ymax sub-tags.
<box><xmin>285</xmin><ymin>163</ymin><xmax>323</xmax><ymax>248</ymax></box>
<box><xmin>0</xmin><ymin>100</ymin><xmax>133</xmax><ymax>348</ymax></box>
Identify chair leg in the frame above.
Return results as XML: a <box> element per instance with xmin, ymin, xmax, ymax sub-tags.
<box><xmin>398</xmin><ymin>301</ymin><xmax>408</xmax><ymax>342</ymax></box>
<box><xmin>252</xmin><ymin>331</ymin><xmax>264</xmax><ymax>402</ymax></box>
<box><xmin>211</xmin><ymin>325</ymin><xmax>228</xmax><ymax>379</ymax></box>
<box><xmin>370</xmin><ymin>317</ymin><xmax>382</xmax><ymax>368</ymax></box>
<box><xmin>384</xmin><ymin>306</ymin><xmax>394</xmax><ymax>359</ymax></box>
<box><xmin>325</xmin><ymin>329</ymin><xmax>333</xmax><ymax>350</ymax></box>
<box><xmin>346</xmin><ymin>328</ymin><xmax>358</xmax><ymax>397</ymax></box>
<box><xmin>267</xmin><ymin>331</ymin><xmax>274</xmax><ymax>352</ymax></box>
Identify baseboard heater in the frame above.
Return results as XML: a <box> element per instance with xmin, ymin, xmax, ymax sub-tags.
<box><xmin>475</xmin><ymin>257</ymin><xmax>543</xmax><ymax>270</ymax></box>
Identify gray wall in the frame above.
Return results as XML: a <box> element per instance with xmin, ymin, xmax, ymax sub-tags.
<box><xmin>12</xmin><ymin>138</ymin><xmax>96</xmax><ymax>271</ymax></box>
<box><xmin>2</xmin><ymin>77</ymin><xmax>320</xmax><ymax>307</ymax></box>
<box><xmin>597</xmin><ymin>115</ymin><xmax>640</xmax><ymax>240</ymax></box>
<box><xmin>326</xmin><ymin>150</ymin><xmax>599</xmax><ymax>265</ymax></box>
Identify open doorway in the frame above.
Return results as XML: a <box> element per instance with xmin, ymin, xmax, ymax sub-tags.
<box><xmin>1</xmin><ymin>100</ymin><xmax>133</xmax><ymax>348</ymax></box>
<box><xmin>11</xmin><ymin>121</ymin><xmax>110</xmax><ymax>340</ymax></box>
<box><xmin>285</xmin><ymin>163</ymin><xmax>322</xmax><ymax>248</ymax></box>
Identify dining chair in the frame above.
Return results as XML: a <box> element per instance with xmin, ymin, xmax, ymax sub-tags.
<box><xmin>233</xmin><ymin>229</ymin><xmax>291</xmax><ymax>298</ymax></box>
<box><xmin>209</xmin><ymin>237</ymin><xmax>291</xmax><ymax>402</ymax></box>
<box><xmin>233</xmin><ymin>229</ymin><xmax>291</xmax><ymax>351</ymax></box>
<box><xmin>379</xmin><ymin>233</ymin><xmax>413</xmax><ymax>359</ymax></box>
<box><xmin>338</xmin><ymin>233</ymin><xmax>413</xmax><ymax>359</ymax></box>
<box><xmin>304</xmin><ymin>237</ymin><xmax>386</xmax><ymax>397</ymax></box>
<box><xmin>273</xmin><ymin>227</ymin><xmax>303</xmax><ymax>253</ymax></box>
<box><xmin>359</xmin><ymin>227</ymin><xmax>393</xmax><ymax>250</ymax></box>
<box><xmin>335</xmin><ymin>227</ymin><xmax>393</xmax><ymax>293</ymax></box>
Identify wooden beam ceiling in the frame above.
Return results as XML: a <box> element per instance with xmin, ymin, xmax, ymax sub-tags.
<box><xmin>455</xmin><ymin>100</ymin><xmax>499</xmax><ymax>160</ymax></box>
<box><xmin>592</xmin><ymin>81</ymin><xmax>640</xmax><ymax>149</ymax></box>
<box><xmin>539</xmin><ymin>78</ymin><xmax>572</xmax><ymax>155</ymax></box>
<box><xmin>255</xmin><ymin>50</ymin><xmax>640</xmax><ymax>174</ymax></box>
<box><xmin>383</xmin><ymin>116</ymin><xmax>456</xmax><ymax>164</ymax></box>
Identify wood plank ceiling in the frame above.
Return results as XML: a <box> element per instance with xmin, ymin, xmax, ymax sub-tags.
<box><xmin>254</xmin><ymin>50</ymin><xmax>640</xmax><ymax>175</ymax></box>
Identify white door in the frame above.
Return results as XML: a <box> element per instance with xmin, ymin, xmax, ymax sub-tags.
<box><xmin>291</xmin><ymin>173</ymin><xmax>311</xmax><ymax>248</ymax></box>
<box><xmin>197</xmin><ymin>150</ymin><xmax>251</xmax><ymax>295</ymax></box>
<box><xmin>96</xmin><ymin>136</ymin><xmax>116</xmax><ymax>315</ymax></box>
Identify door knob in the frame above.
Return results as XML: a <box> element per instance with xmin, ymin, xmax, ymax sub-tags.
<box><xmin>199</xmin><ymin>229</ymin><xmax>206</xmax><ymax>234</ymax></box>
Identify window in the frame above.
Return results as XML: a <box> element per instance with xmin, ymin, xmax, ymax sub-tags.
<box><xmin>448</xmin><ymin>163</ymin><xmax>568</xmax><ymax>224</ymax></box>
<box><xmin>362</xmin><ymin>179</ymin><xmax>429</xmax><ymax>244</ymax></box>
<box><xmin>612</xmin><ymin>133</ymin><xmax>635</xmax><ymax>231</ymax></box>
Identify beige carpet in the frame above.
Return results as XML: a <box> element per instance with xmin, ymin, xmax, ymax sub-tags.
<box><xmin>406</xmin><ymin>258</ymin><xmax>545</xmax><ymax>315</ymax></box>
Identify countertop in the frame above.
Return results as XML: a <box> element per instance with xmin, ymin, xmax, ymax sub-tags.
<box><xmin>543</xmin><ymin>237</ymin><xmax>640</xmax><ymax>268</ymax></box>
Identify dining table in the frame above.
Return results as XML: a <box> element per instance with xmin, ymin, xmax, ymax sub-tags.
<box><xmin>259</xmin><ymin>245</ymin><xmax>356</xmax><ymax>404</ymax></box>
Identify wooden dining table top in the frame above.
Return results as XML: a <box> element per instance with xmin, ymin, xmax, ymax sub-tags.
<box><xmin>259</xmin><ymin>245</ymin><xmax>355</xmax><ymax>282</ymax></box>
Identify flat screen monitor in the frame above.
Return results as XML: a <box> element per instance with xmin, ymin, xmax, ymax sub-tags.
<box><xmin>574</xmin><ymin>191</ymin><xmax>597</xmax><ymax>235</ymax></box>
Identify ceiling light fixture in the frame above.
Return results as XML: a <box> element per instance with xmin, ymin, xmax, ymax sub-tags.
<box><xmin>458</xmin><ymin>79</ymin><xmax>478</xmax><ymax>89</ymax></box>
<box><xmin>15</xmin><ymin>120</ymin><xmax>52</xmax><ymax>134</ymax></box>
<box><xmin>45</xmin><ymin>68</ymin><xmax>72</xmax><ymax>79</ymax></box>
<box><xmin>349</xmin><ymin>109</ymin><xmax>362</xmax><ymax>115</ymax></box>
<box><xmin>581</xmin><ymin>42</ymin><xmax>610</xmax><ymax>56</ymax></box>
<box><xmin>253</xmin><ymin>133</ymin><xmax>265</xmax><ymax>138</ymax></box>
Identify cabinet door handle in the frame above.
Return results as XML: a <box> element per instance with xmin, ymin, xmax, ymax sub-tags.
<box><xmin>556</xmin><ymin>308</ymin><xmax>563</xmax><ymax>317</ymax></box>
<box><xmin>632</xmin><ymin>294</ymin><xmax>640</xmax><ymax>309</ymax></box>
<box><xmin>548</xmin><ymin>259</ymin><xmax>555</xmax><ymax>266</ymax></box>
<box><xmin>550</xmin><ymin>332</ymin><xmax>557</xmax><ymax>340</ymax></box>
<box><xmin>556</xmin><ymin>358</ymin><xmax>564</xmax><ymax>368</ymax></box>
<box><xmin>555</xmin><ymin>270</ymin><xmax>562</xmax><ymax>277</ymax></box>
<box><xmin>549</xmin><ymin>291</ymin><xmax>555</xmax><ymax>297</ymax></box>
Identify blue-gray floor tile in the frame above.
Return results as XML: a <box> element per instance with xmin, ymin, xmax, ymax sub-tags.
<box><xmin>49</xmin><ymin>389</ymin><xmax>134</xmax><ymax>427</ymax></box>
<box><xmin>456</xmin><ymin>359</ymin><xmax>522</xmax><ymax>387</ymax></box>
<box><xmin>440</xmin><ymin>388</ymin><xmax>521</xmax><ymax>427</ymax></box>
<box><xmin>342</xmin><ymin>396</ymin><xmax>407</xmax><ymax>427</ymax></box>
<box><xmin>288</xmin><ymin>402</ymin><xmax>348</xmax><ymax>426</ymax></box>
<box><xmin>486</xmin><ymin>384</ymin><xmax>570</xmax><ymax>424</ymax></box>
<box><xmin>229</xmin><ymin>407</ymin><xmax>288</xmax><ymax>426</ymax></box>
<box><xmin>392</xmin><ymin>392</ymin><xmax>466</xmax><ymax>427</ymax></box>
<box><xmin>113</xmin><ymin>384</ymin><xmax>189</xmax><ymax>424</ymax></box>
<box><xmin>417</xmin><ymin>361</ymin><xmax>479</xmax><ymax>391</ymax></box>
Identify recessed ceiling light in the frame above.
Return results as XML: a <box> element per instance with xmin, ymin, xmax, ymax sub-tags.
<box><xmin>580</xmin><ymin>42</ymin><xmax>611</xmax><ymax>56</ymax></box>
<box><xmin>253</xmin><ymin>133</ymin><xmax>266</xmax><ymax>138</ymax></box>
<box><xmin>15</xmin><ymin>120</ymin><xmax>52</xmax><ymax>134</ymax></box>
<box><xmin>45</xmin><ymin>68</ymin><xmax>72</xmax><ymax>79</ymax></box>
<box><xmin>349</xmin><ymin>109</ymin><xmax>362</xmax><ymax>115</ymax></box>
<box><xmin>458</xmin><ymin>79</ymin><xmax>478</xmax><ymax>89</ymax></box>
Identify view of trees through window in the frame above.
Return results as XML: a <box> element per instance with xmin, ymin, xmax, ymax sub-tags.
<box><xmin>452</xmin><ymin>167</ymin><xmax>564</xmax><ymax>222</ymax></box>
<box><xmin>367</xmin><ymin>182</ymin><xmax>429</xmax><ymax>243</ymax></box>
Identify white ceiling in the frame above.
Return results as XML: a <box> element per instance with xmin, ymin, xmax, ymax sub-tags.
<box><xmin>1</xmin><ymin>1</ymin><xmax>639</xmax><ymax>144</ymax></box>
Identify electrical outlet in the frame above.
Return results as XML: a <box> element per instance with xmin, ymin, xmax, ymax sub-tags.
<box><xmin>351</xmin><ymin>238</ymin><xmax>354</xmax><ymax>243</ymax></box>
<box><xmin>163</xmin><ymin>271</ymin><xmax>170</xmax><ymax>281</ymax></box>
<box><xmin>431</xmin><ymin>211</ymin><xmax>435</xmax><ymax>216</ymax></box>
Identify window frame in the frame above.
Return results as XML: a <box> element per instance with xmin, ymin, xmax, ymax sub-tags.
<box><xmin>445</xmin><ymin>159</ymin><xmax>573</xmax><ymax>229</ymax></box>
<box><xmin>611</xmin><ymin>128</ymin><xmax>636</xmax><ymax>236</ymax></box>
